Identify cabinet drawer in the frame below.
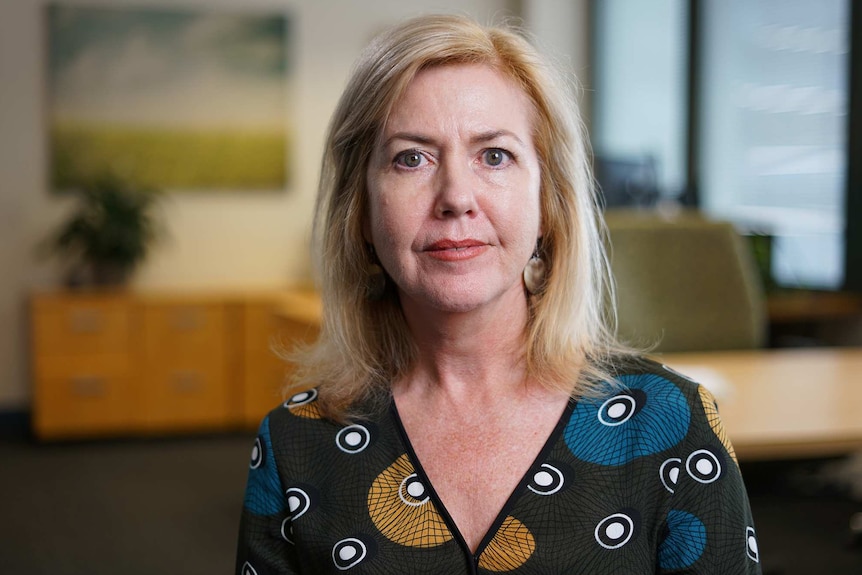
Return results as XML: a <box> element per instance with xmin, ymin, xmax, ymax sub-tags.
<box><xmin>32</xmin><ymin>296</ymin><xmax>131</xmax><ymax>357</ymax></box>
<box><xmin>142</xmin><ymin>303</ymin><xmax>225</xmax><ymax>357</ymax></box>
<box><xmin>141</xmin><ymin>363</ymin><xmax>231</xmax><ymax>429</ymax></box>
<box><xmin>33</xmin><ymin>355</ymin><xmax>137</xmax><ymax>438</ymax></box>
<box><xmin>140</xmin><ymin>301</ymin><xmax>231</xmax><ymax>430</ymax></box>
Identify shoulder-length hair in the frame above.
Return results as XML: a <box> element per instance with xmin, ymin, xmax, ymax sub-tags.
<box><xmin>289</xmin><ymin>13</ymin><xmax>629</xmax><ymax>420</ymax></box>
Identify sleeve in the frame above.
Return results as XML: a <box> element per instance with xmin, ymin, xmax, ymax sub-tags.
<box><xmin>656</xmin><ymin>384</ymin><xmax>762</xmax><ymax>575</ymax></box>
<box><xmin>235</xmin><ymin>415</ymin><xmax>301</xmax><ymax>575</ymax></box>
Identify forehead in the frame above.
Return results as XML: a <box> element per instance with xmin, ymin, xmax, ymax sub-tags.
<box><xmin>382</xmin><ymin>63</ymin><xmax>536</xmax><ymax>135</ymax></box>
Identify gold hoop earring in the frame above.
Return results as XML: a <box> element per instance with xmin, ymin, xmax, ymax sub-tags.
<box><xmin>523</xmin><ymin>244</ymin><xmax>546</xmax><ymax>295</ymax></box>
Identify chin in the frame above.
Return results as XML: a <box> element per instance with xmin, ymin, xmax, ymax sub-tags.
<box><xmin>432</xmin><ymin>297</ymin><xmax>489</xmax><ymax>314</ymax></box>
<box><xmin>403</xmin><ymin>279</ymin><xmax>522</xmax><ymax>315</ymax></box>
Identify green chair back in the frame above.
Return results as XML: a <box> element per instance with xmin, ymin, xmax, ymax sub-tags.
<box><xmin>605</xmin><ymin>210</ymin><xmax>767</xmax><ymax>352</ymax></box>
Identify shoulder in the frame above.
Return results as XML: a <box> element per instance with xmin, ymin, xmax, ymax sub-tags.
<box><xmin>564</xmin><ymin>355</ymin><xmax>722</xmax><ymax>466</ymax></box>
<box><xmin>611</xmin><ymin>355</ymin><xmax>738</xmax><ymax>462</ymax></box>
<box><xmin>263</xmin><ymin>387</ymin><xmax>350</xmax><ymax>449</ymax></box>
<box><xmin>574</xmin><ymin>355</ymin><xmax>703</xmax><ymax>428</ymax></box>
<box><xmin>589</xmin><ymin>353</ymin><xmax>719</xmax><ymax>415</ymax></box>
<box><xmin>259</xmin><ymin>387</ymin><xmax>400</xmax><ymax>473</ymax></box>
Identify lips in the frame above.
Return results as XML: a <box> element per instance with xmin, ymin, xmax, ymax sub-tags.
<box><xmin>424</xmin><ymin>239</ymin><xmax>486</xmax><ymax>251</ymax></box>
<box><xmin>423</xmin><ymin>239</ymin><xmax>487</xmax><ymax>261</ymax></box>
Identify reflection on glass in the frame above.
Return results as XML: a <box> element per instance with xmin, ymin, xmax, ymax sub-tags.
<box><xmin>699</xmin><ymin>0</ymin><xmax>849</xmax><ymax>289</ymax></box>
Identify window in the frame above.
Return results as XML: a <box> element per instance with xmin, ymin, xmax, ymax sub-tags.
<box><xmin>593</xmin><ymin>0</ymin><xmax>689</xmax><ymax>203</ymax></box>
<box><xmin>699</xmin><ymin>0</ymin><xmax>850</xmax><ymax>289</ymax></box>
<box><xmin>592</xmin><ymin>0</ymin><xmax>855</xmax><ymax>290</ymax></box>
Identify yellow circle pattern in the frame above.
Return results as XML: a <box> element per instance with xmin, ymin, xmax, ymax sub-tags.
<box><xmin>288</xmin><ymin>402</ymin><xmax>323</xmax><ymax>419</ymax></box>
<box><xmin>698</xmin><ymin>385</ymin><xmax>737</xmax><ymax>464</ymax></box>
<box><xmin>367</xmin><ymin>454</ymin><xmax>452</xmax><ymax>547</ymax></box>
<box><xmin>477</xmin><ymin>516</ymin><xmax>536</xmax><ymax>572</ymax></box>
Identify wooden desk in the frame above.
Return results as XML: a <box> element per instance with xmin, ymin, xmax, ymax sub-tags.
<box><xmin>659</xmin><ymin>348</ymin><xmax>862</xmax><ymax>461</ymax></box>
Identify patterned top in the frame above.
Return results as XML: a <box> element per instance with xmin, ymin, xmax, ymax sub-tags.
<box><xmin>236</xmin><ymin>358</ymin><xmax>762</xmax><ymax>574</ymax></box>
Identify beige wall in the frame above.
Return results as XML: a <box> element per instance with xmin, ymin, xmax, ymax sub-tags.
<box><xmin>0</xmin><ymin>0</ymin><xmax>588</xmax><ymax>410</ymax></box>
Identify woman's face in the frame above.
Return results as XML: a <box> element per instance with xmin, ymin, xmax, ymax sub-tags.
<box><xmin>365</xmin><ymin>63</ymin><xmax>542</xmax><ymax>315</ymax></box>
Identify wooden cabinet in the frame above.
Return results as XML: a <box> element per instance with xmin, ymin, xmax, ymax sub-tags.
<box><xmin>239</xmin><ymin>300</ymin><xmax>290</xmax><ymax>427</ymax></box>
<box><xmin>30</xmin><ymin>289</ymin><xmax>321</xmax><ymax>440</ymax></box>
<box><xmin>139</xmin><ymin>300</ymin><xmax>233</xmax><ymax>431</ymax></box>
<box><xmin>240</xmin><ymin>292</ymin><xmax>321</xmax><ymax>427</ymax></box>
<box><xmin>31</xmin><ymin>294</ymin><xmax>140</xmax><ymax>438</ymax></box>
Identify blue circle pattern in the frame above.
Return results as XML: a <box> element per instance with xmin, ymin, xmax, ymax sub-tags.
<box><xmin>243</xmin><ymin>415</ymin><xmax>287</xmax><ymax>516</ymax></box>
<box><xmin>564</xmin><ymin>374</ymin><xmax>690</xmax><ymax>465</ymax></box>
<box><xmin>658</xmin><ymin>510</ymin><xmax>707</xmax><ymax>570</ymax></box>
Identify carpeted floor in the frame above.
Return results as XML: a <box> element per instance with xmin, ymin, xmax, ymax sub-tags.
<box><xmin>1</xmin><ymin>433</ymin><xmax>860</xmax><ymax>574</ymax></box>
<box><xmin>740</xmin><ymin>458</ymin><xmax>862</xmax><ymax>575</ymax></box>
<box><xmin>0</xmin><ymin>433</ymin><xmax>254</xmax><ymax>575</ymax></box>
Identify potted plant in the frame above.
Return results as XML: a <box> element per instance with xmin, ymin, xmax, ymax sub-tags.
<box><xmin>45</xmin><ymin>173</ymin><xmax>162</xmax><ymax>287</ymax></box>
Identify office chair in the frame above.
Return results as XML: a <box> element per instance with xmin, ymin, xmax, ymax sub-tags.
<box><xmin>604</xmin><ymin>209</ymin><xmax>767</xmax><ymax>353</ymax></box>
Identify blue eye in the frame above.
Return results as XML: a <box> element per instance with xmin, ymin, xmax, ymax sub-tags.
<box><xmin>483</xmin><ymin>148</ymin><xmax>509</xmax><ymax>166</ymax></box>
<box><xmin>396</xmin><ymin>151</ymin><xmax>424</xmax><ymax>168</ymax></box>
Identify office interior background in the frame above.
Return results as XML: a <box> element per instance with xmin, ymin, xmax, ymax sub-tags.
<box><xmin>1</xmin><ymin>0</ymin><xmax>861</xmax><ymax>573</ymax></box>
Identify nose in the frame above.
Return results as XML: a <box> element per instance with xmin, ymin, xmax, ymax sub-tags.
<box><xmin>434</xmin><ymin>158</ymin><xmax>478</xmax><ymax>218</ymax></box>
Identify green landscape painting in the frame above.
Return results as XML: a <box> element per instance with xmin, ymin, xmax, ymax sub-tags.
<box><xmin>47</xmin><ymin>5</ymin><xmax>292</xmax><ymax>191</ymax></box>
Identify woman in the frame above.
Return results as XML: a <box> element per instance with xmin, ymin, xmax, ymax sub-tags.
<box><xmin>237</xmin><ymin>14</ymin><xmax>761</xmax><ymax>575</ymax></box>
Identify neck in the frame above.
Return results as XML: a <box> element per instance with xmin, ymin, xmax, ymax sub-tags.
<box><xmin>396</xmin><ymin>288</ymin><xmax>534</xmax><ymax>402</ymax></box>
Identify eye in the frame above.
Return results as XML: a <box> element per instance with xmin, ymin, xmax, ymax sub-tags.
<box><xmin>395</xmin><ymin>150</ymin><xmax>425</xmax><ymax>168</ymax></box>
<box><xmin>483</xmin><ymin>148</ymin><xmax>510</xmax><ymax>167</ymax></box>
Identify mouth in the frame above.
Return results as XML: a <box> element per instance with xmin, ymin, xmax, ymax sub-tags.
<box><xmin>422</xmin><ymin>239</ymin><xmax>488</xmax><ymax>262</ymax></box>
<box><xmin>424</xmin><ymin>239</ymin><xmax>486</xmax><ymax>252</ymax></box>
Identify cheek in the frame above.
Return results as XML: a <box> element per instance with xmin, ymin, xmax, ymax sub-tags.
<box><xmin>508</xmin><ymin>169</ymin><xmax>543</xmax><ymax>241</ymax></box>
<box><xmin>368</xmin><ymin>194</ymin><xmax>416</xmax><ymax>257</ymax></box>
<box><xmin>366</xmin><ymin>176</ymin><xmax>395</xmax><ymax>243</ymax></box>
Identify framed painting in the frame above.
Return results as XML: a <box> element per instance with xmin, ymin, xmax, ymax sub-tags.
<box><xmin>47</xmin><ymin>4</ymin><xmax>292</xmax><ymax>191</ymax></box>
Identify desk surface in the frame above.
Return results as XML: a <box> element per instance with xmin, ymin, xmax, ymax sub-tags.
<box><xmin>659</xmin><ymin>347</ymin><xmax>862</xmax><ymax>461</ymax></box>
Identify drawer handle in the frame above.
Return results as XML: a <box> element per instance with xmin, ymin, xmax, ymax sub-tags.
<box><xmin>171</xmin><ymin>371</ymin><xmax>203</xmax><ymax>393</ymax></box>
<box><xmin>170</xmin><ymin>308</ymin><xmax>205</xmax><ymax>331</ymax></box>
<box><xmin>69</xmin><ymin>309</ymin><xmax>103</xmax><ymax>334</ymax></box>
<box><xmin>70</xmin><ymin>376</ymin><xmax>106</xmax><ymax>397</ymax></box>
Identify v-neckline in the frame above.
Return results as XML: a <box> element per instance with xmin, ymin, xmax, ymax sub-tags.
<box><xmin>388</xmin><ymin>396</ymin><xmax>577</xmax><ymax>560</ymax></box>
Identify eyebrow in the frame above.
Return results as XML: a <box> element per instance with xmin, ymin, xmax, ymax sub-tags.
<box><xmin>382</xmin><ymin>129</ymin><xmax>525</xmax><ymax>149</ymax></box>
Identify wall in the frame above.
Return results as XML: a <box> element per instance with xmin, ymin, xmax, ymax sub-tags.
<box><xmin>522</xmin><ymin>0</ymin><xmax>592</xmax><ymax>123</ymax></box>
<box><xmin>0</xmin><ymin>0</ymin><xmax>588</xmax><ymax>410</ymax></box>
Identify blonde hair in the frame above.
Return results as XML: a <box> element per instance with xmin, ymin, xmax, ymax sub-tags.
<box><xmin>290</xmin><ymin>13</ymin><xmax>631</xmax><ymax>420</ymax></box>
